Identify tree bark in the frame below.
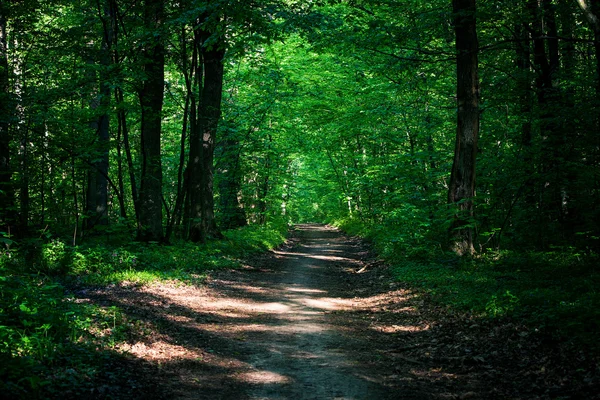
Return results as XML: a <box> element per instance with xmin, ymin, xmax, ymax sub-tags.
<box><xmin>448</xmin><ymin>0</ymin><xmax>479</xmax><ymax>255</ymax></box>
<box><xmin>137</xmin><ymin>0</ymin><xmax>165</xmax><ymax>242</ymax></box>
<box><xmin>85</xmin><ymin>0</ymin><xmax>113</xmax><ymax>230</ymax></box>
<box><xmin>0</xmin><ymin>4</ymin><xmax>14</xmax><ymax>235</ymax></box>
<box><xmin>188</xmin><ymin>25</ymin><xmax>225</xmax><ymax>242</ymax></box>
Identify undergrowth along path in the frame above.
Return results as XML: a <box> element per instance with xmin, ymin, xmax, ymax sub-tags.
<box><xmin>76</xmin><ymin>224</ymin><xmax>598</xmax><ymax>399</ymax></box>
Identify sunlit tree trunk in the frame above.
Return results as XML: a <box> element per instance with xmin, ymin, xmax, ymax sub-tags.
<box><xmin>137</xmin><ymin>0</ymin><xmax>165</xmax><ymax>242</ymax></box>
<box><xmin>448</xmin><ymin>0</ymin><xmax>479</xmax><ymax>255</ymax></box>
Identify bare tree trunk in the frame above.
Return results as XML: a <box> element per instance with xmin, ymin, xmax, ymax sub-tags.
<box><xmin>448</xmin><ymin>0</ymin><xmax>479</xmax><ymax>255</ymax></box>
<box><xmin>187</xmin><ymin>25</ymin><xmax>203</xmax><ymax>241</ymax></box>
<box><xmin>137</xmin><ymin>0</ymin><xmax>164</xmax><ymax>242</ymax></box>
<box><xmin>85</xmin><ymin>0</ymin><xmax>113</xmax><ymax>230</ymax></box>
<box><xmin>188</xmin><ymin>24</ymin><xmax>225</xmax><ymax>242</ymax></box>
<box><xmin>116</xmin><ymin>87</ymin><xmax>139</xmax><ymax>222</ymax></box>
<box><xmin>0</xmin><ymin>4</ymin><xmax>14</xmax><ymax>235</ymax></box>
<box><xmin>166</xmin><ymin>27</ymin><xmax>192</xmax><ymax>242</ymax></box>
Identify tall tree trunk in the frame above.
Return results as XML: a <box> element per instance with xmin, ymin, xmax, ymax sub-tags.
<box><xmin>187</xmin><ymin>26</ymin><xmax>203</xmax><ymax>241</ymax></box>
<box><xmin>137</xmin><ymin>0</ymin><xmax>164</xmax><ymax>242</ymax></box>
<box><xmin>514</xmin><ymin>22</ymin><xmax>537</xmax><ymax>243</ymax></box>
<box><xmin>86</xmin><ymin>0</ymin><xmax>113</xmax><ymax>230</ymax></box>
<box><xmin>448</xmin><ymin>0</ymin><xmax>479</xmax><ymax>255</ymax></box>
<box><xmin>19</xmin><ymin>127</ymin><xmax>28</xmax><ymax>236</ymax></box>
<box><xmin>188</xmin><ymin>25</ymin><xmax>225</xmax><ymax>242</ymax></box>
<box><xmin>165</xmin><ymin>13</ymin><xmax>196</xmax><ymax>242</ymax></box>
<box><xmin>0</xmin><ymin>4</ymin><xmax>14</xmax><ymax>235</ymax></box>
<box><xmin>116</xmin><ymin>87</ymin><xmax>139</xmax><ymax>222</ymax></box>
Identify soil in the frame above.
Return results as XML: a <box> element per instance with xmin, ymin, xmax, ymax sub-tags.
<box><xmin>75</xmin><ymin>224</ymin><xmax>599</xmax><ymax>399</ymax></box>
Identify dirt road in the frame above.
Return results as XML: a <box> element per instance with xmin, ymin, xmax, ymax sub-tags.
<box><xmin>78</xmin><ymin>224</ymin><xmax>596</xmax><ymax>399</ymax></box>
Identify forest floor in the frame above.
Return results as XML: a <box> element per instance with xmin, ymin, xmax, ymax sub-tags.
<box><xmin>74</xmin><ymin>224</ymin><xmax>599</xmax><ymax>399</ymax></box>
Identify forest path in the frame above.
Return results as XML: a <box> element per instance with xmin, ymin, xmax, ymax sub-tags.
<box><xmin>80</xmin><ymin>224</ymin><xmax>497</xmax><ymax>399</ymax></box>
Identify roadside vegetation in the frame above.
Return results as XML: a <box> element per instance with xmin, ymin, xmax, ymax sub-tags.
<box><xmin>0</xmin><ymin>223</ymin><xmax>287</xmax><ymax>399</ymax></box>
<box><xmin>336</xmin><ymin>218</ymin><xmax>600</xmax><ymax>351</ymax></box>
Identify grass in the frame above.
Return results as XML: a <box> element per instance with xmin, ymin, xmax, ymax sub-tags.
<box><xmin>0</xmin><ymin>222</ymin><xmax>288</xmax><ymax>399</ymax></box>
<box><xmin>335</xmin><ymin>217</ymin><xmax>600</xmax><ymax>349</ymax></box>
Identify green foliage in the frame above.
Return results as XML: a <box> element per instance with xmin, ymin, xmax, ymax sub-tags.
<box><xmin>344</xmin><ymin>218</ymin><xmax>600</xmax><ymax>348</ymax></box>
<box><xmin>0</xmin><ymin>221</ymin><xmax>287</xmax><ymax>397</ymax></box>
<box><xmin>0</xmin><ymin>266</ymin><xmax>131</xmax><ymax>398</ymax></box>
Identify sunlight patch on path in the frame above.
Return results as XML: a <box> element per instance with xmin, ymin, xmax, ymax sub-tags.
<box><xmin>238</xmin><ymin>370</ymin><xmax>291</xmax><ymax>384</ymax></box>
<box><xmin>273</xmin><ymin>250</ymin><xmax>361</xmax><ymax>263</ymax></box>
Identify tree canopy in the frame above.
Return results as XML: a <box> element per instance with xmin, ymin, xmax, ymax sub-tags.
<box><xmin>0</xmin><ymin>0</ymin><xmax>597</xmax><ymax>252</ymax></box>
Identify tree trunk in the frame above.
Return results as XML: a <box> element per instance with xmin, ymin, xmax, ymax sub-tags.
<box><xmin>0</xmin><ymin>4</ymin><xmax>14</xmax><ymax>235</ymax></box>
<box><xmin>188</xmin><ymin>25</ymin><xmax>225</xmax><ymax>242</ymax></box>
<box><xmin>448</xmin><ymin>0</ymin><xmax>479</xmax><ymax>255</ymax></box>
<box><xmin>186</xmin><ymin>26</ymin><xmax>203</xmax><ymax>241</ymax></box>
<box><xmin>137</xmin><ymin>0</ymin><xmax>164</xmax><ymax>242</ymax></box>
<box><xmin>86</xmin><ymin>0</ymin><xmax>112</xmax><ymax>230</ymax></box>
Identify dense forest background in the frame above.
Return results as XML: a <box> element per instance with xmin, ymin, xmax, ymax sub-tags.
<box><xmin>1</xmin><ymin>0</ymin><xmax>599</xmax><ymax>250</ymax></box>
<box><xmin>1</xmin><ymin>0</ymin><xmax>599</xmax><ymax>397</ymax></box>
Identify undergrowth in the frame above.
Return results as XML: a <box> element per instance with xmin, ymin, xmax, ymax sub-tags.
<box><xmin>334</xmin><ymin>217</ymin><xmax>600</xmax><ymax>350</ymax></box>
<box><xmin>0</xmin><ymin>223</ymin><xmax>287</xmax><ymax>398</ymax></box>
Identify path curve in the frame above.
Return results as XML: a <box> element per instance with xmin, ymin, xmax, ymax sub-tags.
<box><xmin>79</xmin><ymin>225</ymin><xmax>450</xmax><ymax>399</ymax></box>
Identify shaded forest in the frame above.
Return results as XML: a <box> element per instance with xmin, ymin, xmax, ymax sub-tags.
<box><xmin>1</xmin><ymin>0</ymin><xmax>599</xmax><ymax>397</ymax></box>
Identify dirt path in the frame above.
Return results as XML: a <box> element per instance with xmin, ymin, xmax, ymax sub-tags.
<box><xmin>77</xmin><ymin>224</ymin><xmax>599</xmax><ymax>399</ymax></box>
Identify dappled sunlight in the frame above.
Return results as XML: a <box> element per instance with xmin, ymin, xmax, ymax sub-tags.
<box><xmin>411</xmin><ymin>367</ymin><xmax>459</xmax><ymax>380</ymax></box>
<box><xmin>352</xmin><ymin>289</ymin><xmax>418</xmax><ymax>310</ymax></box>
<box><xmin>238</xmin><ymin>370</ymin><xmax>292</xmax><ymax>384</ymax></box>
<box><xmin>301</xmin><ymin>297</ymin><xmax>354</xmax><ymax>310</ymax></box>
<box><xmin>83</xmin><ymin>225</ymin><xmax>441</xmax><ymax>398</ymax></box>
<box><xmin>120</xmin><ymin>340</ymin><xmax>202</xmax><ymax>361</ymax></box>
<box><xmin>273</xmin><ymin>249</ymin><xmax>361</xmax><ymax>264</ymax></box>
<box><xmin>196</xmin><ymin>322</ymin><xmax>329</xmax><ymax>335</ymax></box>
<box><xmin>285</xmin><ymin>287</ymin><xmax>327</xmax><ymax>294</ymax></box>
<box><xmin>371</xmin><ymin>324</ymin><xmax>429</xmax><ymax>334</ymax></box>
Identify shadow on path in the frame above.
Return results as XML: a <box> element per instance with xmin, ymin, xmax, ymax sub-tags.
<box><xmin>75</xmin><ymin>224</ymin><xmax>477</xmax><ymax>399</ymax></box>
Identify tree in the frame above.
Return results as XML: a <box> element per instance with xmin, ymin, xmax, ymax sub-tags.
<box><xmin>85</xmin><ymin>0</ymin><xmax>113</xmax><ymax>231</ymax></box>
<box><xmin>0</xmin><ymin>2</ymin><xmax>13</xmax><ymax>235</ymax></box>
<box><xmin>448</xmin><ymin>0</ymin><xmax>479</xmax><ymax>255</ymax></box>
<box><xmin>187</xmin><ymin>20</ymin><xmax>226</xmax><ymax>242</ymax></box>
<box><xmin>137</xmin><ymin>0</ymin><xmax>165</xmax><ymax>242</ymax></box>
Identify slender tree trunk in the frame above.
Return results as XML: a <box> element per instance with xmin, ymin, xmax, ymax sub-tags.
<box><xmin>115</xmin><ymin>106</ymin><xmax>127</xmax><ymax>219</ymax></box>
<box><xmin>448</xmin><ymin>0</ymin><xmax>479</xmax><ymax>255</ymax></box>
<box><xmin>0</xmin><ymin>4</ymin><xmax>14</xmax><ymax>235</ymax></box>
<box><xmin>514</xmin><ymin>22</ymin><xmax>537</xmax><ymax>241</ymax></box>
<box><xmin>19</xmin><ymin>127</ymin><xmax>29</xmax><ymax>235</ymax></box>
<box><xmin>198</xmin><ymin>44</ymin><xmax>225</xmax><ymax>240</ymax></box>
<box><xmin>137</xmin><ymin>0</ymin><xmax>165</xmax><ymax>242</ymax></box>
<box><xmin>86</xmin><ymin>0</ymin><xmax>113</xmax><ymax>230</ymax></box>
<box><xmin>187</xmin><ymin>25</ymin><xmax>203</xmax><ymax>241</ymax></box>
<box><xmin>188</xmin><ymin>25</ymin><xmax>225</xmax><ymax>242</ymax></box>
<box><xmin>116</xmin><ymin>87</ymin><xmax>139</xmax><ymax>222</ymax></box>
<box><xmin>165</xmin><ymin>13</ymin><xmax>195</xmax><ymax>241</ymax></box>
